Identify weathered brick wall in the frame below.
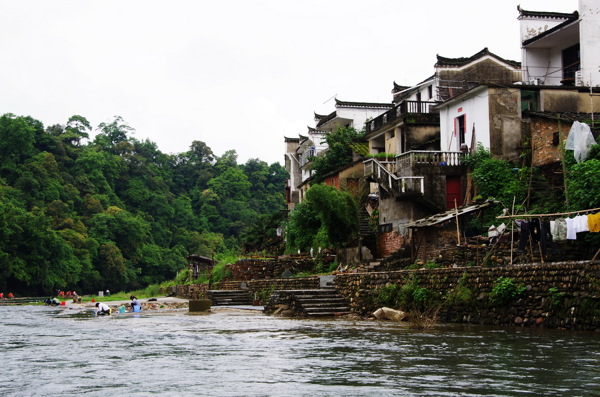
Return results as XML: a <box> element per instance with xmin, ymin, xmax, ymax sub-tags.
<box><xmin>334</xmin><ymin>261</ymin><xmax>600</xmax><ymax>330</ymax></box>
<box><xmin>378</xmin><ymin>230</ymin><xmax>405</xmax><ymax>257</ymax></box>
<box><xmin>529</xmin><ymin>117</ymin><xmax>570</xmax><ymax>167</ymax></box>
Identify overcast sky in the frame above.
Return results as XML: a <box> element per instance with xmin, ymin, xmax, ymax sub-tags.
<box><xmin>0</xmin><ymin>0</ymin><xmax>578</xmax><ymax>165</ymax></box>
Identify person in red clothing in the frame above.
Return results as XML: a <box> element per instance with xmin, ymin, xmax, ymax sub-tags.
<box><xmin>0</xmin><ymin>292</ymin><xmax>4</xmax><ymax>299</ymax></box>
<box><xmin>8</xmin><ymin>292</ymin><xmax>14</xmax><ymax>299</ymax></box>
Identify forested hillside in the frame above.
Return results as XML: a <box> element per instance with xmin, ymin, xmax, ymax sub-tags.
<box><xmin>0</xmin><ymin>114</ymin><xmax>287</xmax><ymax>295</ymax></box>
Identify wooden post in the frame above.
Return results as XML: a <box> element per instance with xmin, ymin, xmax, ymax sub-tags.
<box><xmin>510</xmin><ymin>196</ymin><xmax>515</xmax><ymax>266</ymax></box>
<box><xmin>454</xmin><ymin>199</ymin><xmax>461</xmax><ymax>245</ymax></box>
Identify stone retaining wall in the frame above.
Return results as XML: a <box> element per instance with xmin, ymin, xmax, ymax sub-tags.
<box><xmin>172</xmin><ymin>277</ymin><xmax>320</xmax><ymax>300</ymax></box>
<box><xmin>334</xmin><ymin>261</ymin><xmax>600</xmax><ymax>330</ymax></box>
<box><xmin>229</xmin><ymin>258</ymin><xmax>317</xmax><ymax>280</ymax></box>
<box><xmin>165</xmin><ymin>283</ymin><xmax>209</xmax><ymax>300</ymax></box>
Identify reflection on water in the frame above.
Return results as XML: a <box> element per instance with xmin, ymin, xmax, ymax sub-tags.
<box><xmin>0</xmin><ymin>305</ymin><xmax>598</xmax><ymax>396</ymax></box>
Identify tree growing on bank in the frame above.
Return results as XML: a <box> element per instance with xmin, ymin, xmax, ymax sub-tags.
<box><xmin>0</xmin><ymin>113</ymin><xmax>286</xmax><ymax>295</ymax></box>
<box><xmin>285</xmin><ymin>184</ymin><xmax>358</xmax><ymax>253</ymax></box>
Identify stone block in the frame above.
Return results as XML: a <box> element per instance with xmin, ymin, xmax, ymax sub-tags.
<box><xmin>189</xmin><ymin>299</ymin><xmax>212</xmax><ymax>312</ymax></box>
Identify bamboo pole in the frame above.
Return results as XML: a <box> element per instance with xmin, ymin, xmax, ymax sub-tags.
<box><xmin>497</xmin><ymin>207</ymin><xmax>600</xmax><ymax>219</ymax></box>
<box><xmin>455</xmin><ymin>199</ymin><xmax>461</xmax><ymax>245</ymax></box>
<box><xmin>510</xmin><ymin>196</ymin><xmax>515</xmax><ymax>266</ymax></box>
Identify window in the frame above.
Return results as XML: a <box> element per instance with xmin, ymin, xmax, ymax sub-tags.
<box><xmin>428</xmin><ymin>85</ymin><xmax>433</xmax><ymax>99</ymax></box>
<box><xmin>562</xmin><ymin>44</ymin><xmax>580</xmax><ymax>85</ymax></box>
<box><xmin>521</xmin><ymin>90</ymin><xmax>539</xmax><ymax>112</ymax></box>
<box><xmin>455</xmin><ymin>114</ymin><xmax>466</xmax><ymax>147</ymax></box>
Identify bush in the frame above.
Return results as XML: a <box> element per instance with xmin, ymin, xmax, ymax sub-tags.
<box><xmin>376</xmin><ymin>284</ymin><xmax>401</xmax><ymax>308</ymax></box>
<box><xmin>445</xmin><ymin>273</ymin><xmax>473</xmax><ymax>306</ymax></box>
<box><xmin>490</xmin><ymin>277</ymin><xmax>526</xmax><ymax>305</ymax></box>
<box><xmin>548</xmin><ymin>287</ymin><xmax>564</xmax><ymax>307</ymax></box>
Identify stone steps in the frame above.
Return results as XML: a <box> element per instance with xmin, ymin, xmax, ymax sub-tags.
<box><xmin>208</xmin><ymin>290</ymin><xmax>253</xmax><ymax>306</ymax></box>
<box><xmin>293</xmin><ymin>289</ymin><xmax>351</xmax><ymax>317</ymax></box>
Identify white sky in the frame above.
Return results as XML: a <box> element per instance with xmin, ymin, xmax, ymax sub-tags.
<box><xmin>0</xmin><ymin>0</ymin><xmax>578</xmax><ymax>165</ymax></box>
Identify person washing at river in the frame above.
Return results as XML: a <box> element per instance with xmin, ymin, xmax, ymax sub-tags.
<box><xmin>130</xmin><ymin>296</ymin><xmax>141</xmax><ymax>312</ymax></box>
<box><xmin>95</xmin><ymin>302</ymin><xmax>111</xmax><ymax>315</ymax></box>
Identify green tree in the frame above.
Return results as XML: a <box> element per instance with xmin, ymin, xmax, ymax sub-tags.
<box><xmin>94</xmin><ymin>116</ymin><xmax>135</xmax><ymax>149</ymax></box>
<box><xmin>63</xmin><ymin>115</ymin><xmax>92</xmax><ymax>146</ymax></box>
<box><xmin>306</xmin><ymin>183</ymin><xmax>358</xmax><ymax>245</ymax></box>
<box><xmin>567</xmin><ymin>159</ymin><xmax>600</xmax><ymax>209</ymax></box>
<box><xmin>311</xmin><ymin>126</ymin><xmax>362</xmax><ymax>183</ymax></box>
<box><xmin>464</xmin><ymin>145</ymin><xmax>525</xmax><ymax>205</ymax></box>
<box><xmin>285</xmin><ymin>184</ymin><xmax>358</xmax><ymax>252</ymax></box>
<box><xmin>0</xmin><ymin>113</ymin><xmax>37</xmax><ymax>184</ymax></box>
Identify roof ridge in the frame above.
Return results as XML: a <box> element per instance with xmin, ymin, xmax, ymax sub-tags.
<box><xmin>436</xmin><ymin>47</ymin><xmax>520</xmax><ymax>69</ymax></box>
<box><xmin>334</xmin><ymin>98</ymin><xmax>393</xmax><ymax>108</ymax></box>
<box><xmin>517</xmin><ymin>5</ymin><xmax>578</xmax><ymax>20</ymax></box>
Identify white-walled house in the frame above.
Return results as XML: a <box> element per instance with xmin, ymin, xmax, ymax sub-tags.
<box><xmin>437</xmin><ymin>85</ymin><xmax>522</xmax><ymax>162</ymax></box>
<box><xmin>519</xmin><ymin>1</ymin><xmax>600</xmax><ymax>87</ymax></box>
<box><xmin>314</xmin><ymin>99</ymin><xmax>393</xmax><ymax>134</ymax></box>
<box><xmin>284</xmin><ymin>99</ymin><xmax>392</xmax><ymax>210</ymax></box>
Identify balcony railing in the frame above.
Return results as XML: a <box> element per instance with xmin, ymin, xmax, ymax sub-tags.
<box><xmin>367</xmin><ymin>100</ymin><xmax>439</xmax><ymax>133</ymax></box>
<box><xmin>364</xmin><ymin>151</ymin><xmax>467</xmax><ymax>195</ymax></box>
<box><xmin>364</xmin><ymin>158</ymin><xmax>424</xmax><ymax>195</ymax></box>
<box><xmin>396</xmin><ymin>150</ymin><xmax>466</xmax><ymax>167</ymax></box>
<box><xmin>299</xmin><ymin>149</ymin><xmax>315</xmax><ymax>167</ymax></box>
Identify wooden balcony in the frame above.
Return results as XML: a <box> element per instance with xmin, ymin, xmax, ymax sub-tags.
<box><xmin>366</xmin><ymin>100</ymin><xmax>439</xmax><ymax>133</ymax></box>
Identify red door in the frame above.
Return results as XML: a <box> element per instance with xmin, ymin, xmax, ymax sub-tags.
<box><xmin>446</xmin><ymin>176</ymin><xmax>461</xmax><ymax>209</ymax></box>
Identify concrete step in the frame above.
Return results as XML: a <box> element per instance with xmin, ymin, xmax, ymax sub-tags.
<box><xmin>303</xmin><ymin>306</ymin><xmax>350</xmax><ymax>313</ymax></box>
<box><xmin>306</xmin><ymin>311</ymin><xmax>352</xmax><ymax>317</ymax></box>
<box><xmin>208</xmin><ymin>290</ymin><xmax>253</xmax><ymax>306</ymax></box>
<box><xmin>296</xmin><ymin>298</ymin><xmax>348</xmax><ymax>304</ymax></box>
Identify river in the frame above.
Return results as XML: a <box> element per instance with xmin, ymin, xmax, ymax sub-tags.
<box><xmin>0</xmin><ymin>305</ymin><xmax>598</xmax><ymax>396</ymax></box>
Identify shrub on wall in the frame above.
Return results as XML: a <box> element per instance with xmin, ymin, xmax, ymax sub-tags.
<box><xmin>489</xmin><ymin>277</ymin><xmax>526</xmax><ymax>305</ymax></box>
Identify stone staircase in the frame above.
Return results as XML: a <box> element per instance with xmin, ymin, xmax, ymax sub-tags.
<box><xmin>355</xmin><ymin>260</ymin><xmax>384</xmax><ymax>273</ymax></box>
<box><xmin>264</xmin><ymin>288</ymin><xmax>351</xmax><ymax>317</ymax></box>
<box><xmin>208</xmin><ymin>290</ymin><xmax>253</xmax><ymax>306</ymax></box>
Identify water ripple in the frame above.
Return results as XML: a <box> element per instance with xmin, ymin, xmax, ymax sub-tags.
<box><xmin>0</xmin><ymin>305</ymin><xmax>598</xmax><ymax>396</ymax></box>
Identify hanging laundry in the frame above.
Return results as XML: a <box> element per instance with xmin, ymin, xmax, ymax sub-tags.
<box><xmin>518</xmin><ymin>221</ymin><xmax>530</xmax><ymax>252</ymax></box>
<box><xmin>553</xmin><ymin>218</ymin><xmax>567</xmax><ymax>240</ymax></box>
<box><xmin>530</xmin><ymin>219</ymin><xmax>541</xmax><ymax>243</ymax></box>
<box><xmin>566</xmin><ymin>217</ymin><xmax>578</xmax><ymax>240</ymax></box>
<box><xmin>539</xmin><ymin>221</ymin><xmax>557</xmax><ymax>255</ymax></box>
<box><xmin>588</xmin><ymin>213</ymin><xmax>600</xmax><ymax>233</ymax></box>
<box><xmin>575</xmin><ymin>214</ymin><xmax>590</xmax><ymax>233</ymax></box>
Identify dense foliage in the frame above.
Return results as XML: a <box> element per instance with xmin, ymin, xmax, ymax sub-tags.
<box><xmin>465</xmin><ymin>142</ymin><xmax>600</xmax><ymax>215</ymax></box>
<box><xmin>463</xmin><ymin>145</ymin><xmax>526</xmax><ymax>207</ymax></box>
<box><xmin>285</xmin><ymin>184</ymin><xmax>358</xmax><ymax>252</ymax></box>
<box><xmin>0</xmin><ymin>114</ymin><xmax>287</xmax><ymax>295</ymax></box>
<box><xmin>310</xmin><ymin>126</ymin><xmax>362</xmax><ymax>183</ymax></box>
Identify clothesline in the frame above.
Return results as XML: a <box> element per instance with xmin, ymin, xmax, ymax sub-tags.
<box><xmin>497</xmin><ymin>207</ymin><xmax>600</xmax><ymax>220</ymax></box>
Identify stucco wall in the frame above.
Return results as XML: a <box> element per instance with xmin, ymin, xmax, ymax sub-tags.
<box><xmin>579</xmin><ymin>0</ymin><xmax>600</xmax><ymax>87</ymax></box>
<box><xmin>439</xmin><ymin>87</ymin><xmax>490</xmax><ymax>152</ymax></box>
<box><xmin>488</xmin><ymin>87</ymin><xmax>522</xmax><ymax>161</ymax></box>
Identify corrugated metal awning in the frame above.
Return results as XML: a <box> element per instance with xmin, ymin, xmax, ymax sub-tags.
<box><xmin>404</xmin><ymin>200</ymin><xmax>497</xmax><ymax>228</ymax></box>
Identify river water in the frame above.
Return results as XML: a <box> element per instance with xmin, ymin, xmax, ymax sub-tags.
<box><xmin>1</xmin><ymin>305</ymin><xmax>599</xmax><ymax>396</ymax></box>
